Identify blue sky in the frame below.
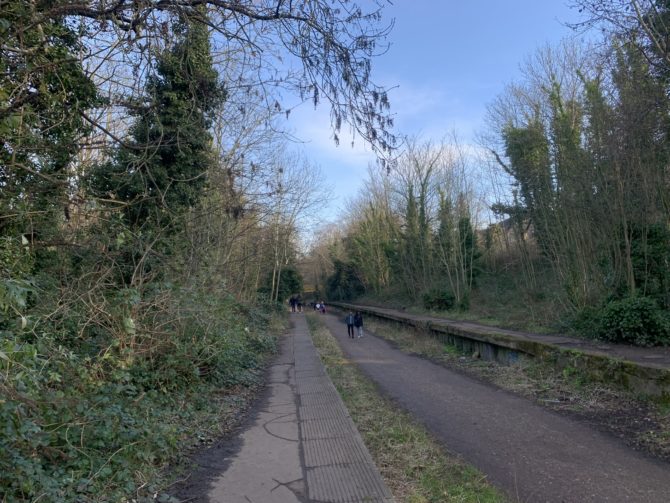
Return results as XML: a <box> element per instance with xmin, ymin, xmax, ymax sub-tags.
<box><xmin>283</xmin><ymin>1</ymin><xmax>588</xmax><ymax>220</ymax></box>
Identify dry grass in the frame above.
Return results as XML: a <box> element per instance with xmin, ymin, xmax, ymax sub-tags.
<box><xmin>306</xmin><ymin>314</ymin><xmax>507</xmax><ymax>503</ymax></box>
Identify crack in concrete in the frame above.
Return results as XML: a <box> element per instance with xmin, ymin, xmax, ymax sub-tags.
<box><xmin>269</xmin><ymin>476</ymin><xmax>308</xmax><ymax>502</ymax></box>
<box><xmin>261</xmin><ymin>412</ymin><xmax>299</xmax><ymax>442</ymax></box>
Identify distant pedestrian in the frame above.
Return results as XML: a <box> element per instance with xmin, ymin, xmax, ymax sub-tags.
<box><xmin>289</xmin><ymin>296</ymin><xmax>297</xmax><ymax>313</ymax></box>
<box><xmin>354</xmin><ymin>311</ymin><xmax>363</xmax><ymax>338</ymax></box>
<box><xmin>345</xmin><ymin>311</ymin><xmax>355</xmax><ymax>338</ymax></box>
<box><xmin>320</xmin><ymin>301</ymin><xmax>326</xmax><ymax>314</ymax></box>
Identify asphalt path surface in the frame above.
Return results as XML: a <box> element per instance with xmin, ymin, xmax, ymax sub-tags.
<box><xmin>320</xmin><ymin>313</ymin><xmax>670</xmax><ymax>503</ymax></box>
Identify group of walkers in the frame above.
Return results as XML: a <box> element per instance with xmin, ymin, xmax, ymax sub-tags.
<box><xmin>288</xmin><ymin>296</ymin><xmax>303</xmax><ymax>313</ymax></box>
<box><xmin>287</xmin><ymin>296</ymin><xmax>364</xmax><ymax>339</ymax></box>
<box><xmin>288</xmin><ymin>297</ymin><xmax>328</xmax><ymax>314</ymax></box>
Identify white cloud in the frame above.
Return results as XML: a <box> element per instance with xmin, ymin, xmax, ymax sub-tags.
<box><xmin>284</xmin><ymin>102</ymin><xmax>377</xmax><ymax>167</ymax></box>
<box><xmin>385</xmin><ymin>80</ymin><xmax>446</xmax><ymax>120</ymax></box>
<box><xmin>279</xmin><ymin>102</ymin><xmax>380</xmax><ymax>224</ymax></box>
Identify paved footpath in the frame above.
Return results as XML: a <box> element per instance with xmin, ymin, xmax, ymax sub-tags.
<box><xmin>321</xmin><ymin>312</ymin><xmax>670</xmax><ymax>503</ymax></box>
<box><xmin>204</xmin><ymin>313</ymin><xmax>393</xmax><ymax>503</ymax></box>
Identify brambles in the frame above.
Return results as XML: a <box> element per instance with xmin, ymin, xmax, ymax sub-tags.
<box><xmin>0</xmin><ymin>291</ymin><xmax>277</xmax><ymax>501</ymax></box>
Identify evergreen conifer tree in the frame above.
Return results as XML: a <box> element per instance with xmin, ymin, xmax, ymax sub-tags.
<box><xmin>94</xmin><ymin>10</ymin><xmax>224</xmax><ymax>231</ymax></box>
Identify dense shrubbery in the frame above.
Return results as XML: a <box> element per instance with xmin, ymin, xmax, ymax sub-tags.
<box><xmin>422</xmin><ymin>289</ymin><xmax>456</xmax><ymax>311</ymax></box>
<box><xmin>598</xmin><ymin>296</ymin><xmax>670</xmax><ymax>347</ymax></box>
<box><xmin>326</xmin><ymin>260</ymin><xmax>365</xmax><ymax>301</ymax></box>
<box><xmin>574</xmin><ymin>296</ymin><xmax>670</xmax><ymax>347</ymax></box>
<box><xmin>0</xmin><ymin>283</ymin><xmax>277</xmax><ymax>501</ymax></box>
<box><xmin>257</xmin><ymin>266</ymin><xmax>304</xmax><ymax>305</ymax></box>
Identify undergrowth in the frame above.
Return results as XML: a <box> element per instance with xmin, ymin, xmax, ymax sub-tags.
<box><xmin>0</xmin><ymin>287</ymin><xmax>279</xmax><ymax>502</ymax></box>
<box><xmin>359</xmin><ymin>259</ymin><xmax>564</xmax><ymax>334</ymax></box>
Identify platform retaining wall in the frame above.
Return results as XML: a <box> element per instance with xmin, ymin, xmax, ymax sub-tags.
<box><xmin>330</xmin><ymin>302</ymin><xmax>670</xmax><ymax>399</ymax></box>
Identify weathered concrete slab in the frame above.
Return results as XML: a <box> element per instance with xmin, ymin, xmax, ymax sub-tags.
<box><xmin>300</xmin><ymin>388</ymin><xmax>343</xmax><ymax>405</ymax></box>
<box><xmin>303</xmin><ymin>436</ymin><xmax>372</xmax><ymax>467</ymax></box>
<box><xmin>206</xmin><ymin>314</ymin><xmax>393</xmax><ymax>503</ymax></box>
<box><xmin>292</xmin><ymin>314</ymin><xmax>393</xmax><ymax>502</ymax></box>
<box><xmin>306</xmin><ymin>464</ymin><xmax>393</xmax><ymax>503</ymax></box>
<box><xmin>297</xmin><ymin>376</ymin><xmax>336</xmax><ymax>395</ymax></box>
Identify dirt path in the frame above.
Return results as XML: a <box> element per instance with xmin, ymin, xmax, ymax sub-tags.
<box><xmin>320</xmin><ymin>313</ymin><xmax>670</xmax><ymax>503</ymax></box>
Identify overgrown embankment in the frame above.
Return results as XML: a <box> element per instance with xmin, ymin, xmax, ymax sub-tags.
<box><xmin>0</xmin><ymin>290</ymin><xmax>280</xmax><ymax>502</ymax></box>
<box><xmin>312</xmin><ymin>22</ymin><xmax>670</xmax><ymax>348</ymax></box>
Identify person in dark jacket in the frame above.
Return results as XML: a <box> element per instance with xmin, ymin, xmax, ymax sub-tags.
<box><xmin>345</xmin><ymin>311</ymin><xmax>355</xmax><ymax>338</ymax></box>
<box><xmin>353</xmin><ymin>311</ymin><xmax>363</xmax><ymax>338</ymax></box>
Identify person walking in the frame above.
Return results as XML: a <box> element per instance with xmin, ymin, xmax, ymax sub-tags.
<box><xmin>345</xmin><ymin>311</ymin><xmax>355</xmax><ymax>338</ymax></box>
<box><xmin>354</xmin><ymin>311</ymin><xmax>363</xmax><ymax>338</ymax></box>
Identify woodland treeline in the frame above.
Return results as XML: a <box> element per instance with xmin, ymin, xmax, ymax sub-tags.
<box><xmin>0</xmin><ymin>1</ymin><xmax>394</xmax><ymax>500</ymax></box>
<box><xmin>310</xmin><ymin>0</ymin><xmax>670</xmax><ymax>347</ymax></box>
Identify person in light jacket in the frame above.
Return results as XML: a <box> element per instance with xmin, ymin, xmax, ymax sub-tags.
<box><xmin>353</xmin><ymin>311</ymin><xmax>363</xmax><ymax>338</ymax></box>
